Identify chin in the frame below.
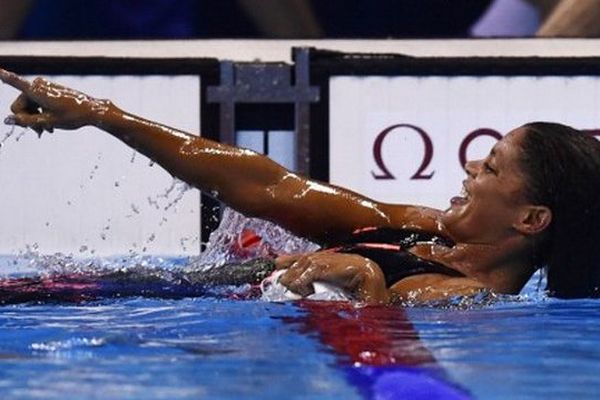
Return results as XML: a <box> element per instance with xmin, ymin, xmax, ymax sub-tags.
<box><xmin>440</xmin><ymin>204</ymin><xmax>469</xmax><ymax>239</ymax></box>
<box><xmin>442</xmin><ymin>202</ymin><xmax>464</xmax><ymax>221</ymax></box>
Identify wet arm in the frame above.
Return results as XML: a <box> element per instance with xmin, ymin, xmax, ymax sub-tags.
<box><xmin>95</xmin><ymin>102</ymin><xmax>402</xmax><ymax>243</ymax></box>
<box><xmin>0</xmin><ymin>69</ymin><xmax>442</xmax><ymax>243</ymax></box>
<box><xmin>389</xmin><ymin>275</ymin><xmax>488</xmax><ymax>303</ymax></box>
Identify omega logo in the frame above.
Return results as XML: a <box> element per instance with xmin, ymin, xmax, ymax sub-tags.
<box><xmin>372</xmin><ymin>124</ymin><xmax>600</xmax><ymax>181</ymax></box>
<box><xmin>371</xmin><ymin>124</ymin><xmax>434</xmax><ymax>180</ymax></box>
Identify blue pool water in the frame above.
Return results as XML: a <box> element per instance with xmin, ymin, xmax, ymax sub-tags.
<box><xmin>1</xmin><ymin>259</ymin><xmax>599</xmax><ymax>400</ymax></box>
<box><xmin>0</xmin><ymin>206</ymin><xmax>599</xmax><ymax>400</ymax></box>
<box><xmin>0</xmin><ymin>297</ymin><xmax>358</xmax><ymax>399</ymax></box>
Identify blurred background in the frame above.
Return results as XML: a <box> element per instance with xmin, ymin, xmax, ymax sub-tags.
<box><xmin>0</xmin><ymin>0</ymin><xmax>599</xmax><ymax>41</ymax></box>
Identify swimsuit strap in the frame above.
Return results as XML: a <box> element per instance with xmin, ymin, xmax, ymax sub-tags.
<box><xmin>345</xmin><ymin>227</ymin><xmax>455</xmax><ymax>248</ymax></box>
<box><xmin>333</xmin><ymin>227</ymin><xmax>463</xmax><ymax>287</ymax></box>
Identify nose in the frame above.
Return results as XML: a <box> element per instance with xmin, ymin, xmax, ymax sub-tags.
<box><xmin>465</xmin><ymin>159</ymin><xmax>482</xmax><ymax>178</ymax></box>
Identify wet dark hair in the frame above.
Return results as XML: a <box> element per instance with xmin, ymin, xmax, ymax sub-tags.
<box><xmin>520</xmin><ymin>122</ymin><xmax>600</xmax><ymax>298</ymax></box>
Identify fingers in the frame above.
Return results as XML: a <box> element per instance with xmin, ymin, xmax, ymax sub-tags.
<box><xmin>274</xmin><ymin>254</ymin><xmax>303</xmax><ymax>270</ymax></box>
<box><xmin>278</xmin><ymin>256</ymin><xmax>309</xmax><ymax>285</ymax></box>
<box><xmin>5</xmin><ymin>82</ymin><xmax>55</xmax><ymax>135</ymax></box>
<box><xmin>0</xmin><ymin>70</ymin><xmax>54</xmax><ymax>109</ymax></box>
<box><xmin>2</xmin><ymin>70</ymin><xmax>51</xmax><ymax>135</ymax></box>
<box><xmin>279</xmin><ymin>256</ymin><xmax>319</xmax><ymax>297</ymax></box>
<box><xmin>5</xmin><ymin>112</ymin><xmax>55</xmax><ymax>135</ymax></box>
<box><xmin>0</xmin><ymin>68</ymin><xmax>32</xmax><ymax>93</ymax></box>
<box><xmin>293</xmin><ymin>266</ymin><xmax>320</xmax><ymax>297</ymax></box>
<box><xmin>11</xmin><ymin>93</ymin><xmax>40</xmax><ymax>115</ymax></box>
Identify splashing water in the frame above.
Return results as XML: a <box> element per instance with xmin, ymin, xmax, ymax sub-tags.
<box><xmin>0</xmin><ymin>125</ymin><xmax>25</xmax><ymax>153</ymax></box>
<box><xmin>162</xmin><ymin>181</ymin><xmax>191</xmax><ymax>211</ymax></box>
<box><xmin>4</xmin><ymin>201</ymin><xmax>316</xmax><ymax>283</ymax></box>
<box><xmin>0</xmin><ymin>126</ymin><xmax>15</xmax><ymax>146</ymax></box>
<box><xmin>145</xmin><ymin>180</ymin><xmax>190</xmax><ymax>211</ymax></box>
<box><xmin>14</xmin><ymin>129</ymin><xmax>27</xmax><ymax>142</ymax></box>
<box><xmin>191</xmin><ymin>207</ymin><xmax>318</xmax><ymax>269</ymax></box>
<box><xmin>8</xmin><ymin>243</ymin><xmax>182</xmax><ymax>280</ymax></box>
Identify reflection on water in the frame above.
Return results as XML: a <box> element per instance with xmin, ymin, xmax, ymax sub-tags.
<box><xmin>409</xmin><ymin>299</ymin><xmax>600</xmax><ymax>400</ymax></box>
<box><xmin>0</xmin><ymin>207</ymin><xmax>598</xmax><ymax>399</ymax></box>
<box><xmin>0</xmin><ymin>299</ymin><xmax>360</xmax><ymax>400</ymax></box>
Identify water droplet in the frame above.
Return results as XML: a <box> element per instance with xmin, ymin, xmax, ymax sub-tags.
<box><xmin>17</xmin><ymin>129</ymin><xmax>28</xmax><ymax>141</ymax></box>
<box><xmin>147</xmin><ymin>196</ymin><xmax>160</xmax><ymax>209</ymax></box>
<box><xmin>163</xmin><ymin>181</ymin><xmax>192</xmax><ymax>211</ymax></box>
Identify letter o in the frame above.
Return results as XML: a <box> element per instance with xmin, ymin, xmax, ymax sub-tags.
<box><xmin>459</xmin><ymin>128</ymin><xmax>503</xmax><ymax>169</ymax></box>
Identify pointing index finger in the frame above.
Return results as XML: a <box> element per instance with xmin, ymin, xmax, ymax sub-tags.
<box><xmin>0</xmin><ymin>68</ymin><xmax>32</xmax><ymax>93</ymax></box>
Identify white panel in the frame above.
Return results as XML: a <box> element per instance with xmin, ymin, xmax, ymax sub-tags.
<box><xmin>268</xmin><ymin>130</ymin><xmax>296</xmax><ymax>171</ymax></box>
<box><xmin>0</xmin><ymin>75</ymin><xmax>201</xmax><ymax>256</ymax></box>
<box><xmin>330</xmin><ymin>76</ymin><xmax>600</xmax><ymax>210</ymax></box>
<box><xmin>236</xmin><ymin>130</ymin><xmax>296</xmax><ymax>171</ymax></box>
<box><xmin>236</xmin><ymin>130</ymin><xmax>264</xmax><ymax>153</ymax></box>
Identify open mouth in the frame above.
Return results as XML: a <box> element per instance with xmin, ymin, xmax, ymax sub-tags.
<box><xmin>450</xmin><ymin>184</ymin><xmax>470</xmax><ymax>206</ymax></box>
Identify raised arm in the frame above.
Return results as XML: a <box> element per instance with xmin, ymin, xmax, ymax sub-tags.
<box><xmin>92</xmin><ymin>101</ymin><xmax>404</xmax><ymax>243</ymax></box>
<box><xmin>0</xmin><ymin>69</ymin><xmax>443</xmax><ymax>244</ymax></box>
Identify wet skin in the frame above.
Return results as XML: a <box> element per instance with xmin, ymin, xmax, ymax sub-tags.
<box><xmin>0</xmin><ymin>69</ymin><xmax>547</xmax><ymax>303</ymax></box>
<box><xmin>442</xmin><ymin>129</ymin><xmax>534</xmax><ymax>244</ymax></box>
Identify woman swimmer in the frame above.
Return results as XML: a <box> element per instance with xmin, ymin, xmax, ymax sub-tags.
<box><xmin>1</xmin><ymin>68</ymin><xmax>599</xmax><ymax>303</ymax></box>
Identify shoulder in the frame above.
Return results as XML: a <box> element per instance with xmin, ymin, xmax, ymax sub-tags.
<box><xmin>389</xmin><ymin>274</ymin><xmax>488</xmax><ymax>303</ymax></box>
<box><xmin>379</xmin><ymin>203</ymin><xmax>449</xmax><ymax>236</ymax></box>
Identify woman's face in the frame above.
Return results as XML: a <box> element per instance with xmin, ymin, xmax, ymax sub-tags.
<box><xmin>441</xmin><ymin>127</ymin><xmax>531</xmax><ymax>244</ymax></box>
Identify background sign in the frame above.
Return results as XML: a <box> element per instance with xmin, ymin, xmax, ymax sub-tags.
<box><xmin>330</xmin><ymin>76</ymin><xmax>600</xmax><ymax>209</ymax></box>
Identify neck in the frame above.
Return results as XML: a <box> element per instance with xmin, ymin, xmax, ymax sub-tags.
<box><xmin>438</xmin><ymin>237</ymin><xmax>536</xmax><ymax>294</ymax></box>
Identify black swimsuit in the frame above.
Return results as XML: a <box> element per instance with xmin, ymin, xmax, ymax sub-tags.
<box><xmin>186</xmin><ymin>227</ymin><xmax>464</xmax><ymax>288</ymax></box>
<box><xmin>330</xmin><ymin>227</ymin><xmax>464</xmax><ymax>287</ymax></box>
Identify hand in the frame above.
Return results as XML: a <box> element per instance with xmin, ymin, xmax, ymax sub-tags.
<box><xmin>276</xmin><ymin>251</ymin><xmax>389</xmax><ymax>303</ymax></box>
<box><xmin>0</xmin><ymin>68</ymin><xmax>109</xmax><ymax>135</ymax></box>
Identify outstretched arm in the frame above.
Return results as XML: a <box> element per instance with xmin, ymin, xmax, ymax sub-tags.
<box><xmin>0</xmin><ymin>69</ymin><xmax>443</xmax><ymax>244</ymax></box>
<box><xmin>92</xmin><ymin>102</ymin><xmax>402</xmax><ymax>243</ymax></box>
